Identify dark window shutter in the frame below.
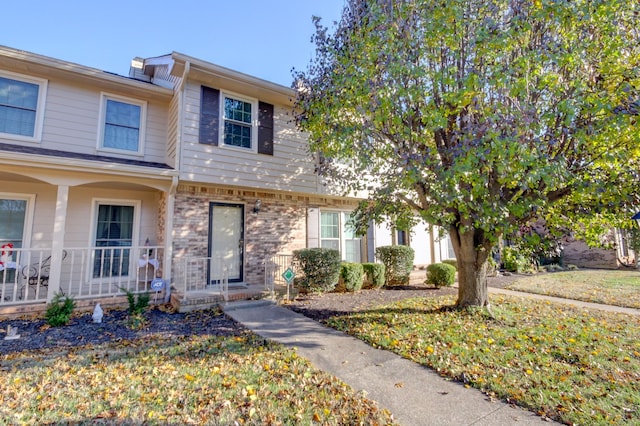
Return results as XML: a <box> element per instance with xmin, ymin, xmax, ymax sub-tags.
<box><xmin>199</xmin><ymin>86</ymin><xmax>220</xmax><ymax>145</ymax></box>
<box><xmin>257</xmin><ymin>101</ymin><xmax>274</xmax><ymax>155</ymax></box>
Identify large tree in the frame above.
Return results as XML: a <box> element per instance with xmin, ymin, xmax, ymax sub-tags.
<box><xmin>294</xmin><ymin>0</ymin><xmax>640</xmax><ymax>308</ymax></box>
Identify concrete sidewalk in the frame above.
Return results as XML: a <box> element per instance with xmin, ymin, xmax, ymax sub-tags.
<box><xmin>223</xmin><ymin>300</ymin><xmax>556</xmax><ymax>426</ymax></box>
<box><xmin>488</xmin><ymin>286</ymin><xmax>640</xmax><ymax>316</ymax></box>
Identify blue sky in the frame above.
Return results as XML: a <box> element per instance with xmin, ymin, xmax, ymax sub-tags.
<box><xmin>2</xmin><ymin>0</ymin><xmax>345</xmax><ymax>87</ymax></box>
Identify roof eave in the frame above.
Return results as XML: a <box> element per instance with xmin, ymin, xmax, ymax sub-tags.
<box><xmin>170</xmin><ymin>51</ymin><xmax>296</xmax><ymax>105</ymax></box>
<box><xmin>0</xmin><ymin>45</ymin><xmax>173</xmax><ymax>99</ymax></box>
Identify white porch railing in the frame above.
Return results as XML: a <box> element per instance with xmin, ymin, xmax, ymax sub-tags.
<box><xmin>264</xmin><ymin>254</ymin><xmax>294</xmax><ymax>298</ymax></box>
<box><xmin>0</xmin><ymin>248</ymin><xmax>54</xmax><ymax>304</ymax></box>
<box><xmin>0</xmin><ymin>246</ymin><xmax>164</xmax><ymax>306</ymax></box>
<box><xmin>173</xmin><ymin>257</ymin><xmax>229</xmax><ymax>302</ymax></box>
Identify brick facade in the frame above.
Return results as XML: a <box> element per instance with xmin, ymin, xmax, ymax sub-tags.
<box><xmin>172</xmin><ymin>185</ymin><xmax>308</xmax><ymax>285</ymax></box>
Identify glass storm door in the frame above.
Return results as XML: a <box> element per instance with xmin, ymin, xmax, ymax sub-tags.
<box><xmin>209</xmin><ymin>203</ymin><xmax>244</xmax><ymax>282</ymax></box>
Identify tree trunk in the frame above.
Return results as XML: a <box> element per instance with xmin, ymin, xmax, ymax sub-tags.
<box><xmin>449</xmin><ymin>225</ymin><xmax>492</xmax><ymax>308</ymax></box>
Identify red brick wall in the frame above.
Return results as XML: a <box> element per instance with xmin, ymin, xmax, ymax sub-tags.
<box><xmin>172</xmin><ymin>188</ymin><xmax>307</xmax><ymax>285</ymax></box>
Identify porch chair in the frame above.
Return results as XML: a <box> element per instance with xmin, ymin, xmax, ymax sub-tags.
<box><xmin>20</xmin><ymin>250</ymin><xmax>68</xmax><ymax>298</ymax></box>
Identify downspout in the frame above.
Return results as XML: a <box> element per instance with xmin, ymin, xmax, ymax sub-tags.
<box><xmin>175</xmin><ymin>60</ymin><xmax>190</xmax><ymax>174</ymax></box>
<box><xmin>165</xmin><ymin>60</ymin><xmax>188</xmax><ymax>298</ymax></box>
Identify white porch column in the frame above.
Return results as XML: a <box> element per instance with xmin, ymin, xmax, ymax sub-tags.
<box><xmin>163</xmin><ymin>177</ymin><xmax>178</xmax><ymax>284</ymax></box>
<box><xmin>47</xmin><ymin>184</ymin><xmax>69</xmax><ymax>302</ymax></box>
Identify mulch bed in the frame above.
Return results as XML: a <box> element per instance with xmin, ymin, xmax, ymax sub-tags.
<box><xmin>0</xmin><ymin>306</ymin><xmax>244</xmax><ymax>355</ymax></box>
<box><xmin>284</xmin><ymin>273</ymin><xmax>523</xmax><ymax>322</ymax></box>
<box><xmin>0</xmin><ymin>274</ymin><xmax>524</xmax><ymax>355</ymax></box>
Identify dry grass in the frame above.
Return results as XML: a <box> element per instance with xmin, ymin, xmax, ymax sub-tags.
<box><xmin>506</xmin><ymin>269</ymin><xmax>640</xmax><ymax>308</ymax></box>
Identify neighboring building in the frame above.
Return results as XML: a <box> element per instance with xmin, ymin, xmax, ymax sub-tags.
<box><xmin>368</xmin><ymin>220</ymin><xmax>455</xmax><ymax>267</ymax></box>
<box><xmin>561</xmin><ymin>229</ymin><xmax>633</xmax><ymax>270</ymax></box>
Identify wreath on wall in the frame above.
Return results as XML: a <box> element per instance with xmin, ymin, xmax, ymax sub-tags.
<box><xmin>0</xmin><ymin>243</ymin><xmax>14</xmax><ymax>266</ymax></box>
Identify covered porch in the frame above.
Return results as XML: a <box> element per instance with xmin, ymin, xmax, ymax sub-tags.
<box><xmin>0</xmin><ymin>247</ymin><xmax>295</xmax><ymax>316</ymax></box>
<box><xmin>0</xmin><ymin>154</ymin><xmax>178</xmax><ymax>317</ymax></box>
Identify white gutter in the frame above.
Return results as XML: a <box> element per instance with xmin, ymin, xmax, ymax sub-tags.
<box><xmin>176</xmin><ymin>60</ymin><xmax>190</xmax><ymax>176</ymax></box>
<box><xmin>171</xmin><ymin>52</ymin><xmax>295</xmax><ymax>103</ymax></box>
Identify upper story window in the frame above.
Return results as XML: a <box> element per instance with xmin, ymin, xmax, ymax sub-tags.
<box><xmin>98</xmin><ymin>93</ymin><xmax>146</xmax><ymax>155</ymax></box>
<box><xmin>0</xmin><ymin>72</ymin><xmax>47</xmax><ymax>141</ymax></box>
<box><xmin>199</xmin><ymin>85</ymin><xmax>274</xmax><ymax>155</ymax></box>
<box><xmin>223</xmin><ymin>95</ymin><xmax>255</xmax><ymax>149</ymax></box>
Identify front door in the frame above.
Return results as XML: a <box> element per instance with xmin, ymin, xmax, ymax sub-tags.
<box><xmin>209</xmin><ymin>203</ymin><xmax>244</xmax><ymax>283</ymax></box>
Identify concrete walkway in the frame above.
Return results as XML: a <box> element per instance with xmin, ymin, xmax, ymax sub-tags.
<box><xmin>223</xmin><ymin>298</ymin><xmax>559</xmax><ymax>426</ymax></box>
<box><xmin>488</xmin><ymin>287</ymin><xmax>640</xmax><ymax>316</ymax></box>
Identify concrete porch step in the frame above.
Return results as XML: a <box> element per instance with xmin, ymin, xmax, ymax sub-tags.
<box><xmin>171</xmin><ymin>285</ymin><xmax>278</xmax><ymax>313</ymax></box>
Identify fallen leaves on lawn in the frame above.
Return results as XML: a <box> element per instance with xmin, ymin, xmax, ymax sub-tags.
<box><xmin>327</xmin><ymin>294</ymin><xmax>640</xmax><ymax>425</ymax></box>
<box><xmin>0</xmin><ymin>333</ymin><xmax>396</xmax><ymax>425</ymax></box>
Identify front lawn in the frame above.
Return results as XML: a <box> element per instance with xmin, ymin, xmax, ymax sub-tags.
<box><xmin>507</xmin><ymin>270</ymin><xmax>640</xmax><ymax>309</ymax></box>
<box><xmin>0</xmin><ymin>333</ymin><xmax>394</xmax><ymax>425</ymax></box>
<box><xmin>326</xmin><ymin>295</ymin><xmax>640</xmax><ymax>425</ymax></box>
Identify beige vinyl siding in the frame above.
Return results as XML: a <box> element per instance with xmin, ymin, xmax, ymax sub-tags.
<box><xmin>0</xmin><ymin>181</ymin><xmax>56</xmax><ymax>248</ymax></box>
<box><xmin>1</xmin><ymin>77</ymin><xmax>169</xmax><ymax>165</ymax></box>
<box><xmin>65</xmin><ymin>186</ymin><xmax>159</xmax><ymax>249</ymax></box>
<box><xmin>166</xmin><ymin>89</ymin><xmax>181</xmax><ymax>167</ymax></box>
<box><xmin>180</xmin><ymin>81</ymin><xmax>319</xmax><ymax>194</ymax></box>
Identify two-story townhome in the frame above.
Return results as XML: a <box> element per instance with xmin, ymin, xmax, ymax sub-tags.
<box><xmin>131</xmin><ymin>52</ymin><xmax>367</xmax><ymax>308</ymax></box>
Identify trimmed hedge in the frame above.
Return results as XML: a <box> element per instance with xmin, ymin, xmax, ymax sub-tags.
<box><xmin>442</xmin><ymin>259</ymin><xmax>458</xmax><ymax>270</ymax></box>
<box><xmin>426</xmin><ymin>263</ymin><xmax>456</xmax><ymax>288</ymax></box>
<box><xmin>292</xmin><ymin>248</ymin><xmax>341</xmax><ymax>293</ymax></box>
<box><xmin>362</xmin><ymin>263</ymin><xmax>385</xmax><ymax>289</ymax></box>
<box><xmin>376</xmin><ymin>245</ymin><xmax>415</xmax><ymax>287</ymax></box>
<box><xmin>335</xmin><ymin>262</ymin><xmax>364</xmax><ymax>293</ymax></box>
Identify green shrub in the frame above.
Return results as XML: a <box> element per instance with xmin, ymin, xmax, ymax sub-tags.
<box><xmin>425</xmin><ymin>263</ymin><xmax>456</xmax><ymax>288</ymax></box>
<box><xmin>125</xmin><ymin>290</ymin><xmax>150</xmax><ymax>316</ymax></box>
<box><xmin>292</xmin><ymin>248</ymin><xmax>341</xmax><ymax>293</ymax></box>
<box><xmin>376</xmin><ymin>245</ymin><xmax>415</xmax><ymax>286</ymax></box>
<box><xmin>362</xmin><ymin>263</ymin><xmax>385</xmax><ymax>289</ymax></box>
<box><xmin>335</xmin><ymin>262</ymin><xmax>364</xmax><ymax>293</ymax></box>
<box><xmin>502</xmin><ymin>246</ymin><xmax>531</xmax><ymax>273</ymax></box>
<box><xmin>45</xmin><ymin>292</ymin><xmax>76</xmax><ymax>327</ymax></box>
<box><xmin>566</xmin><ymin>264</ymin><xmax>579</xmax><ymax>271</ymax></box>
<box><xmin>442</xmin><ymin>259</ymin><xmax>458</xmax><ymax>270</ymax></box>
<box><xmin>120</xmin><ymin>288</ymin><xmax>150</xmax><ymax>329</ymax></box>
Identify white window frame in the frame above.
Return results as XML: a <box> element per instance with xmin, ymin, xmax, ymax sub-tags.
<box><xmin>0</xmin><ymin>70</ymin><xmax>47</xmax><ymax>142</ymax></box>
<box><xmin>0</xmin><ymin>192</ymin><xmax>35</xmax><ymax>250</ymax></box>
<box><xmin>97</xmin><ymin>92</ymin><xmax>146</xmax><ymax>156</ymax></box>
<box><xmin>219</xmin><ymin>90</ymin><xmax>258</xmax><ymax>153</ymax></box>
<box><xmin>320</xmin><ymin>210</ymin><xmax>362</xmax><ymax>262</ymax></box>
<box><xmin>88</xmin><ymin>198</ymin><xmax>141</xmax><ymax>283</ymax></box>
